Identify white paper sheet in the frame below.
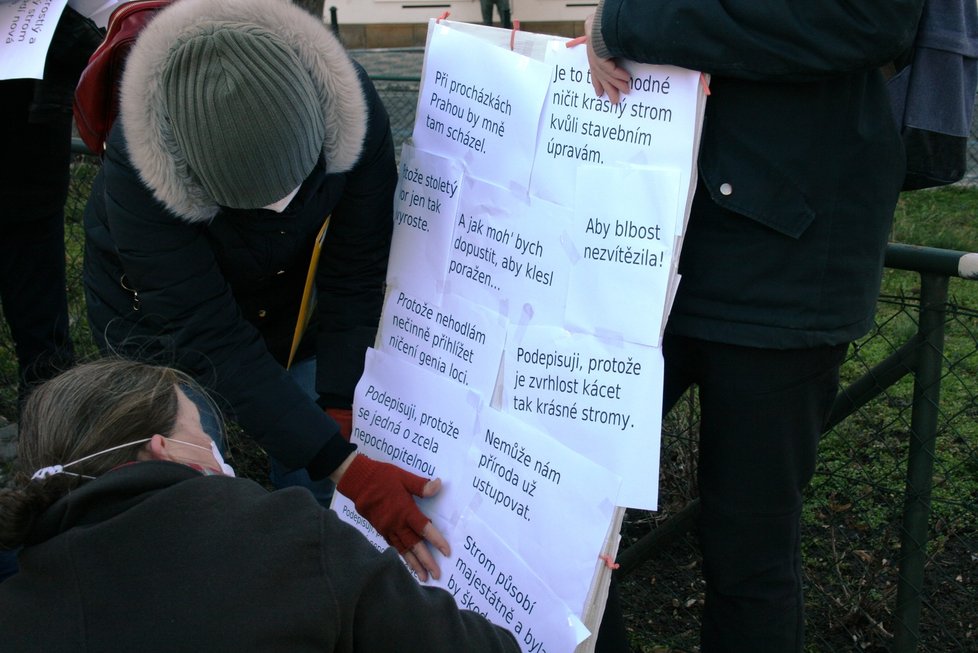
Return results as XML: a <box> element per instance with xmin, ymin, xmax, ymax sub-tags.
<box><xmin>502</xmin><ymin>324</ymin><xmax>663</xmax><ymax>509</ymax></box>
<box><xmin>443</xmin><ymin>406</ymin><xmax>621</xmax><ymax>615</ymax></box>
<box><xmin>1</xmin><ymin>0</ymin><xmax>68</xmax><ymax>79</ymax></box>
<box><xmin>352</xmin><ymin>347</ymin><xmax>481</xmax><ymax>522</ymax></box>
<box><xmin>388</xmin><ymin>143</ymin><xmax>464</xmax><ymax>303</ymax></box>
<box><xmin>413</xmin><ymin>20</ymin><xmax>550</xmax><ymax>192</ymax></box>
<box><xmin>530</xmin><ymin>41</ymin><xmax>702</xmax><ymax>209</ymax></box>
<box><xmin>377</xmin><ymin>286</ymin><xmax>508</xmax><ymax>399</ymax></box>
<box><xmin>444</xmin><ymin>175</ymin><xmax>573</xmax><ymax>325</ymax></box>
<box><xmin>564</xmin><ymin>164</ymin><xmax>682</xmax><ymax>346</ymax></box>
<box><xmin>433</xmin><ymin>510</ymin><xmax>591</xmax><ymax>653</ymax></box>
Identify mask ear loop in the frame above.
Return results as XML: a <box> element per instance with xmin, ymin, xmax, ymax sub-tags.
<box><xmin>30</xmin><ymin>438</ymin><xmax>153</xmax><ymax>482</ymax></box>
<box><xmin>31</xmin><ymin>465</ymin><xmax>94</xmax><ymax>481</ymax></box>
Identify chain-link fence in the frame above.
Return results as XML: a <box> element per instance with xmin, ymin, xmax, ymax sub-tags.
<box><xmin>1</xmin><ymin>67</ymin><xmax>976</xmax><ymax>652</ymax></box>
<box><xmin>615</xmin><ymin>263</ymin><xmax>978</xmax><ymax>652</ymax></box>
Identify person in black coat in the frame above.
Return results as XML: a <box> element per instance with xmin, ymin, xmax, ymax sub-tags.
<box><xmin>0</xmin><ymin>358</ymin><xmax>519</xmax><ymax>652</ymax></box>
<box><xmin>584</xmin><ymin>1</ymin><xmax>927</xmax><ymax>651</ymax></box>
<box><xmin>0</xmin><ymin>7</ymin><xmax>101</xmax><ymax>410</ymax></box>
<box><xmin>82</xmin><ymin>0</ymin><xmax>447</xmax><ymax>580</ymax></box>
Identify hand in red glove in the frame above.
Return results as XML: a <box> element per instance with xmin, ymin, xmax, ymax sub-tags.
<box><xmin>335</xmin><ymin>453</ymin><xmax>450</xmax><ymax>581</ymax></box>
<box><xmin>325</xmin><ymin>407</ymin><xmax>353</xmax><ymax>441</ymax></box>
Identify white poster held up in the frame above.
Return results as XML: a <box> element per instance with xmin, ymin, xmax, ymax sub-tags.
<box><xmin>350</xmin><ymin>347</ymin><xmax>481</xmax><ymax>523</ymax></box>
<box><xmin>444</xmin><ymin>174</ymin><xmax>573</xmax><ymax>325</ymax></box>
<box><xmin>335</xmin><ymin>19</ymin><xmax>707</xmax><ymax>652</ymax></box>
<box><xmin>564</xmin><ymin>164</ymin><xmax>683</xmax><ymax>346</ymax></box>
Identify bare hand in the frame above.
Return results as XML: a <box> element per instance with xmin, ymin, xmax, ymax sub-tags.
<box><xmin>585</xmin><ymin>13</ymin><xmax>631</xmax><ymax>105</ymax></box>
<box><xmin>400</xmin><ymin>484</ymin><xmax>451</xmax><ymax>582</ymax></box>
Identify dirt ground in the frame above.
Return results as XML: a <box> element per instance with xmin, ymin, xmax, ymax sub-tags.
<box><xmin>614</xmin><ymin>510</ymin><xmax>976</xmax><ymax>652</ymax></box>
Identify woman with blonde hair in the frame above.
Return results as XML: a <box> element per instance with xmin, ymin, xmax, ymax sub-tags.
<box><xmin>0</xmin><ymin>359</ymin><xmax>518</xmax><ymax>652</ymax></box>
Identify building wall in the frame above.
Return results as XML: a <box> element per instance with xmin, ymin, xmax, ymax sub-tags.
<box><xmin>335</xmin><ymin>20</ymin><xmax>583</xmax><ymax>48</ymax></box>
<box><xmin>327</xmin><ymin>0</ymin><xmax>593</xmax><ymax>48</ymax></box>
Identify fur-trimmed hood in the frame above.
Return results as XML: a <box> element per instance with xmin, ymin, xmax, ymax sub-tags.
<box><xmin>120</xmin><ymin>0</ymin><xmax>367</xmax><ymax>222</ymax></box>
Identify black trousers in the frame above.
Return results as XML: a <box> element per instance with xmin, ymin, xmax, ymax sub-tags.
<box><xmin>0</xmin><ymin>79</ymin><xmax>75</xmax><ymax>409</ymax></box>
<box><xmin>597</xmin><ymin>334</ymin><xmax>847</xmax><ymax>652</ymax></box>
<box><xmin>0</xmin><ymin>213</ymin><xmax>75</xmax><ymax>408</ymax></box>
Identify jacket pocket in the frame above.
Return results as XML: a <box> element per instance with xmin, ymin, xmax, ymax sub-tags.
<box><xmin>698</xmin><ymin>144</ymin><xmax>816</xmax><ymax>239</ymax></box>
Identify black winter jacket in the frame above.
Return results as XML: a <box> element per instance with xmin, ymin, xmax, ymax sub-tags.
<box><xmin>0</xmin><ymin>462</ymin><xmax>520</xmax><ymax>652</ymax></box>
<box><xmin>83</xmin><ymin>0</ymin><xmax>395</xmax><ymax>475</ymax></box>
<box><xmin>593</xmin><ymin>0</ymin><xmax>926</xmax><ymax>348</ymax></box>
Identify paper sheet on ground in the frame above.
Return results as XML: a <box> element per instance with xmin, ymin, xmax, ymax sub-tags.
<box><xmin>502</xmin><ymin>324</ymin><xmax>663</xmax><ymax>509</ymax></box>
<box><xmin>1</xmin><ymin>0</ymin><xmax>68</xmax><ymax>79</ymax></box>
<box><xmin>376</xmin><ymin>286</ymin><xmax>508</xmax><ymax>399</ymax></box>
<box><xmin>414</xmin><ymin>20</ymin><xmax>550</xmax><ymax>192</ymax></box>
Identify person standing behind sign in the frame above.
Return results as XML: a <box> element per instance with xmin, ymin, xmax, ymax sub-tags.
<box><xmin>82</xmin><ymin>0</ymin><xmax>450</xmax><ymax>580</ymax></box>
<box><xmin>480</xmin><ymin>0</ymin><xmax>513</xmax><ymax>29</ymax></box>
<box><xmin>584</xmin><ymin>1</ymin><xmax>926</xmax><ymax>651</ymax></box>
<box><xmin>0</xmin><ymin>7</ymin><xmax>101</xmax><ymax>410</ymax></box>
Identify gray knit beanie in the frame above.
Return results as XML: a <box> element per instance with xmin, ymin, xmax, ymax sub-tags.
<box><xmin>161</xmin><ymin>25</ymin><xmax>326</xmax><ymax>209</ymax></box>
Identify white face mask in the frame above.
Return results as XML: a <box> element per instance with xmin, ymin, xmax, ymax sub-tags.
<box><xmin>262</xmin><ymin>184</ymin><xmax>301</xmax><ymax>213</ymax></box>
<box><xmin>170</xmin><ymin>438</ymin><xmax>236</xmax><ymax>477</ymax></box>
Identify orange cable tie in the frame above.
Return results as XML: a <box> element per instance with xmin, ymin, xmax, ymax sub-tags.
<box><xmin>599</xmin><ymin>553</ymin><xmax>620</xmax><ymax>570</ymax></box>
<box><xmin>699</xmin><ymin>72</ymin><xmax>711</xmax><ymax>96</ymax></box>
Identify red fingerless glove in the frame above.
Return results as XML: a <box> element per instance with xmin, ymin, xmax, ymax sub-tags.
<box><xmin>337</xmin><ymin>454</ymin><xmax>431</xmax><ymax>553</ymax></box>
<box><xmin>325</xmin><ymin>407</ymin><xmax>353</xmax><ymax>441</ymax></box>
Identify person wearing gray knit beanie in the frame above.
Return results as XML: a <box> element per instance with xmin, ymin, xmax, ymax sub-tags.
<box><xmin>162</xmin><ymin>25</ymin><xmax>327</xmax><ymax>210</ymax></box>
<box><xmin>82</xmin><ymin>0</ymin><xmax>452</xmax><ymax>585</ymax></box>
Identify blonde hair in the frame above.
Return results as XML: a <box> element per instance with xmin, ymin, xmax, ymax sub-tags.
<box><xmin>0</xmin><ymin>358</ymin><xmax>209</xmax><ymax>549</ymax></box>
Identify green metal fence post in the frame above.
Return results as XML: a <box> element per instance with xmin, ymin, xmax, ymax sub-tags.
<box><xmin>892</xmin><ymin>271</ymin><xmax>949</xmax><ymax>653</ymax></box>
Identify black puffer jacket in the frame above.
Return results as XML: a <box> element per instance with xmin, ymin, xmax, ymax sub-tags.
<box><xmin>0</xmin><ymin>462</ymin><xmax>520</xmax><ymax>652</ymax></box>
<box><xmin>83</xmin><ymin>0</ymin><xmax>395</xmax><ymax>475</ymax></box>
